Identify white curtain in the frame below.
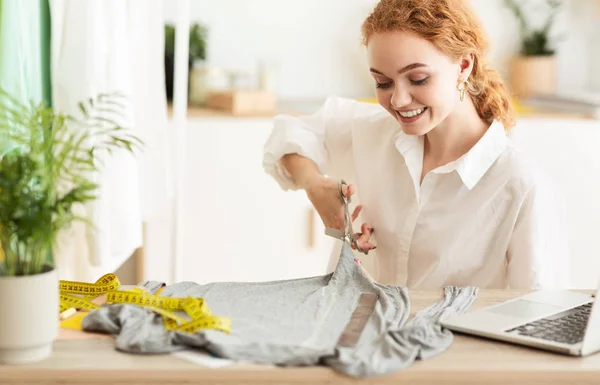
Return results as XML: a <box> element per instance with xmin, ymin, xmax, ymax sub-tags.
<box><xmin>50</xmin><ymin>0</ymin><xmax>171</xmax><ymax>282</ymax></box>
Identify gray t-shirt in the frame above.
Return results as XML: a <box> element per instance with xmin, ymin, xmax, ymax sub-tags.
<box><xmin>83</xmin><ymin>243</ymin><xmax>477</xmax><ymax>377</ymax></box>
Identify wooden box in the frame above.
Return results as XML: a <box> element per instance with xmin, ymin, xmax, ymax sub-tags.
<box><xmin>206</xmin><ymin>90</ymin><xmax>276</xmax><ymax>116</ymax></box>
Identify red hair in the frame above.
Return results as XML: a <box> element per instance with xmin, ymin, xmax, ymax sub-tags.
<box><xmin>362</xmin><ymin>0</ymin><xmax>515</xmax><ymax>129</ymax></box>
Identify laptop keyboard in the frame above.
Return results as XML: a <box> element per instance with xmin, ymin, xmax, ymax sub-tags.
<box><xmin>505</xmin><ymin>302</ymin><xmax>593</xmax><ymax>345</ymax></box>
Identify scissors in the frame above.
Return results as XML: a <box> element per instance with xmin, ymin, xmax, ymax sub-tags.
<box><xmin>324</xmin><ymin>180</ymin><xmax>369</xmax><ymax>255</ymax></box>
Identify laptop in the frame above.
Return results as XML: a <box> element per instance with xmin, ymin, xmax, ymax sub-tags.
<box><xmin>440</xmin><ymin>288</ymin><xmax>600</xmax><ymax>356</ymax></box>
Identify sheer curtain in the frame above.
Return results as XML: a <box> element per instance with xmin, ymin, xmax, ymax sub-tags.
<box><xmin>50</xmin><ymin>0</ymin><xmax>172</xmax><ymax>282</ymax></box>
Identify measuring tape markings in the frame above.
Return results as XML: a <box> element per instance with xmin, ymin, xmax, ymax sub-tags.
<box><xmin>59</xmin><ymin>274</ymin><xmax>120</xmax><ymax>313</ymax></box>
<box><xmin>60</xmin><ymin>293</ymin><xmax>101</xmax><ymax>311</ymax></box>
<box><xmin>106</xmin><ymin>291</ymin><xmax>231</xmax><ymax>334</ymax></box>
<box><xmin>59</xmin><ymin>276</ymin><xmax>231</xmax><ymax>334</ymax></box>
<box><xmin>106</xmin><ymin>290</ymin><xmax>187</xmax><ymax>311</ymax></box>
<box><xmin>60</xmin><ymin>273</ymin><xmax>121</xmax><ymax>296</ymax></box>
<box><xmin>58</xmin><ymin>275</ymin><xmax>232</xmax><ymax>335</ymax></box>
<box><xmin>182</xmin><ymin>296</ymin><xmax>212</xmax><ymax>318</ymax></box>
<box><xmin>176</xmin><ymin>316</ymin><xmax>232</xmax><ymax>334</ymax></box>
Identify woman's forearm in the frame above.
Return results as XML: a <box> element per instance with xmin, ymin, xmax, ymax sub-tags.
<box><xmin>281</xmin><ymin>153</ymin><xmax>326</xmax><ymax>189</ymax></box>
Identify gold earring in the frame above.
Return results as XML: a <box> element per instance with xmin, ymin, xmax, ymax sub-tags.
<box><xmin>457</xmin><ymin>79</ymin><xmax>470</xmax><ymax>102</ymax></box>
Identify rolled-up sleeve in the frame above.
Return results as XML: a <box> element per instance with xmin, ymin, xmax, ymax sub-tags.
<box><xmin>263</xmin><ymin>97</ymin><xmax>360</xmax><ymax>191</ymax></box>
<box><xmin>506</xmin><ymin>180</ymin><xmax>571</xmax><ymax>289</ymax></box>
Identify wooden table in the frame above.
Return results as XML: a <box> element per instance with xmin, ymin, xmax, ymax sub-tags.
<box><xmin>1</xmin><ymin>290</ymin><xmax>599</xmax><ymax>385</ymax></box>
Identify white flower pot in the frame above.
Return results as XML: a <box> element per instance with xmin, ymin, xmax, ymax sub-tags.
<box><xmin>0</xmin><ymin>266</ymin><xmax>59</xmax><ymax>364</ymax></box>
<box><xmin>189</xmin><ymin>61</ymin><xmax>228</xmax><ymax>106</ymax></box>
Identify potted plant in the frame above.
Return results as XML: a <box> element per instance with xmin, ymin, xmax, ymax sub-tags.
<box><xmin>0</xmin><ymin>90</ymin><xmax>141</xmax><ymax>364</ymax></box>
<box><xmin>504</xmin><ymin>0</ymin><xmax>562</xmax><ymax>98</ymax></box>
<box><xmin>164</xmin><ymin>22</ymin><xmax>209</xmax><ymax>102</ymax></box>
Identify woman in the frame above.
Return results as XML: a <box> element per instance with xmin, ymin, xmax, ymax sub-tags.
<box><xmin>263</xmin><ymin>0</ymin><xmax>569</xmax><ymax>289</ymax></box>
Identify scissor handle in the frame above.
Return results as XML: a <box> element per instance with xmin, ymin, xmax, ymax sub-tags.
<box><xmin>337</xmin><ymin>180</ymin><xmax>368</xmax><ymax>255</ymax></box>
<box><xmin>338</xmin><ymin>180</ymin><xmax>350</xmax><ymax>205</ymax></box>
<box><xmin>338</xmin><ymin>180</ymin><xmax>352</xmax><ymax>234</ymax></box>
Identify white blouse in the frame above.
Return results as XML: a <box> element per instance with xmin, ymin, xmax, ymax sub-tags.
<box><xmin>263</xmin><ymin>97</ymin><xmax>570</xmax><ymax>289</ymax></box>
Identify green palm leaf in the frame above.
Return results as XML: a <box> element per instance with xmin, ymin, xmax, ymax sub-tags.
<box><xmin>0</xmin><ymin>89</ymin><xmax>143</xmax><ymax>276</ymax></box>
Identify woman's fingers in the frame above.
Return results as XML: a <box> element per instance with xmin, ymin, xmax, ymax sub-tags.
<box><xmin>331</xmin><ymin>183</ymin><xmax>356</xmax><ymax>229</ymax></box>
<box><xmin>323</xmin><ymin>182</ymin><xmax>352</xmax><ymax>231</ymax></box>
<box><xmin>359</xmin><ymin>223</ymin><xmax>374</xmax><ymax>241</ymax></box>
<box><xmin>350</xmin><ymin>223</ymin><xmax>376</xmax><ymax>252</ymax></box>
<box><xmin>320</xmin><ymin>180</ymin><xmax>353</xmax><ymax>230</ymax></box>
<box><xmin>341</xmin><ymin>183</ymin><xmax>355</xmax><ymax>199</ymax></box>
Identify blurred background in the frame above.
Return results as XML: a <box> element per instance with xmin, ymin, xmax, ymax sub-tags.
<box><xmin>163</xmin><ymin>0</ymin><xmax>600</xmax><ymax>103</ymax></box>
<box><xmin>3</xmin><ymin>0</ymin><xmax>600</xmax><ymax>289</ymax></box>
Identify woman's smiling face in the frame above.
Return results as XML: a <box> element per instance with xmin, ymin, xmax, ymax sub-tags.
<box><xmin>367</xmin><ymin>30</ymin><xmax>464</xmax><ymax>136</ymax></box>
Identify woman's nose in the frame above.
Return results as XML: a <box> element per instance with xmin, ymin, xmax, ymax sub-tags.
<box><xmin>391</xmin><ymin>86</ymin><xmax>412</xmax><ymax>109</ymax></box>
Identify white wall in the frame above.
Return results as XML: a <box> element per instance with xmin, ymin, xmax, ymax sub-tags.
<box><xmin>165</xmin><ymin>0</ymin><xmax>600</xmax><ymax>99</ymax></box>
<box><xmin>165</xmin><ymin>0</ymin><xmax>377</xmax><ymax>99</ymax></box>
<box><xmin>472</xmin><ymin>0</ymin><xmax>598</xmax><ymax>94</ymax></box>
<box><xmin>509</xmin><ymin>118</ymin><xmax>600</xmax><ymax>289</ymax></box>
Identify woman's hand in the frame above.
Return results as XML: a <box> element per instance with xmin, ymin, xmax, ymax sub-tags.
<box><xmin>305</xmin><ymin>176</ymin><xmax>376</xmax><ymax>253</ymax></box>
<box><xmin>351</xmin><ymin>221</ymin><xmax>376</xmax><ymax>254</ymax></box>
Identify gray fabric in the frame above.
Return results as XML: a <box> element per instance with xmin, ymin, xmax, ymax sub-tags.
<box><xmin>136</xmin><ymin>280</ymin><xmax>166</xmax><ymax>294</ymax></box>
<box><xmin>82</xmin><ymin>243</ymin><xmax>478</xmax><ymax>377</ymax></box>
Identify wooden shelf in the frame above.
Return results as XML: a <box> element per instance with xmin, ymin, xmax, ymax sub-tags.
<box><xmin>168</xmin><ymin>104</ymin><xmax>277</xmax><ymax>118</ymax></box>
<box><xmin>167</xmin><ymin>102</ymin><xmax>598</xmax><ymax>121</ymax></box>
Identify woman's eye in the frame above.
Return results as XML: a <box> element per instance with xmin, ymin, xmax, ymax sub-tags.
<box><xmin>411</xmin><ymin>77</ymin><xmax>429</xmax><ymax>86</ymax></box>
<box><xmin>375</xmin><ymin>82</ymin><xmax>392</xmax><ymax>89</ymax></box>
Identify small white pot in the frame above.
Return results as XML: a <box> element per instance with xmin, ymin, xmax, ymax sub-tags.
<box><xmin>0</xmin><ymin>266</ymin><xmax>59</xmax><ymax>364</ymax></box>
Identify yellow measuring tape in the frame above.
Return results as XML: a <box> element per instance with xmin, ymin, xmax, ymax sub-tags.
<box><xmin>60</xmin><ymin>273</ymin><xmax>121</xmax><ymax>297</ymax></box>
<box><xmin>59</xmin><ymin>274</ymin><xmax>231</xmax><ymax>334</ymax></box>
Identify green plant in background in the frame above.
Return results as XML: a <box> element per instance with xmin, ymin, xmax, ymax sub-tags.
<box><xmin>504</xmin><ymin>0</ymin><xmax>562</xmax><ymax>56</ymax></box>
<box><xmin>164</xmin><ymin>22</ymin><xmax>209</xmax><ymax>100</ymax></box>
<box><xmin>165</xmin><ymin>24</ymin><xmax>176</xmax><ymax>58</ymax></box>
<box><xmin>189</xmin><ymin>23</ymin><xmax>208</xmax><ymax>62</ymax></box>
<box><xmin>0</xmin><ymin>90</ymin><xmax>142</xmax><ymax>276</ymax></box>
<box><xmin>164</xmin><ymin>22</ymin><xmax>208</xmax><ymax>62</ymax></box>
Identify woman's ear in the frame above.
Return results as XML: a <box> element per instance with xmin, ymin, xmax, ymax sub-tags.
<box><xmin>458</xmin><ymin>53</ymin><xmax>475</xmax><ymax>82</ymax></box>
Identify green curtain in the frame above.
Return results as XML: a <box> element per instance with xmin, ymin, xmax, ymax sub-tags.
<box><xmin>39</xmin><ymin>0</ymin><xmax>52</xmax><ymax>107</ymax></box>
<box><xmin>0</xmin><ymin>0</ymin><xmax>52</xmax><ymax>157</ymax></box>
<box><xmin>0</xmin><ymin>0</ymin><xmax>53</xmax><ymax>264</ymax></box>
